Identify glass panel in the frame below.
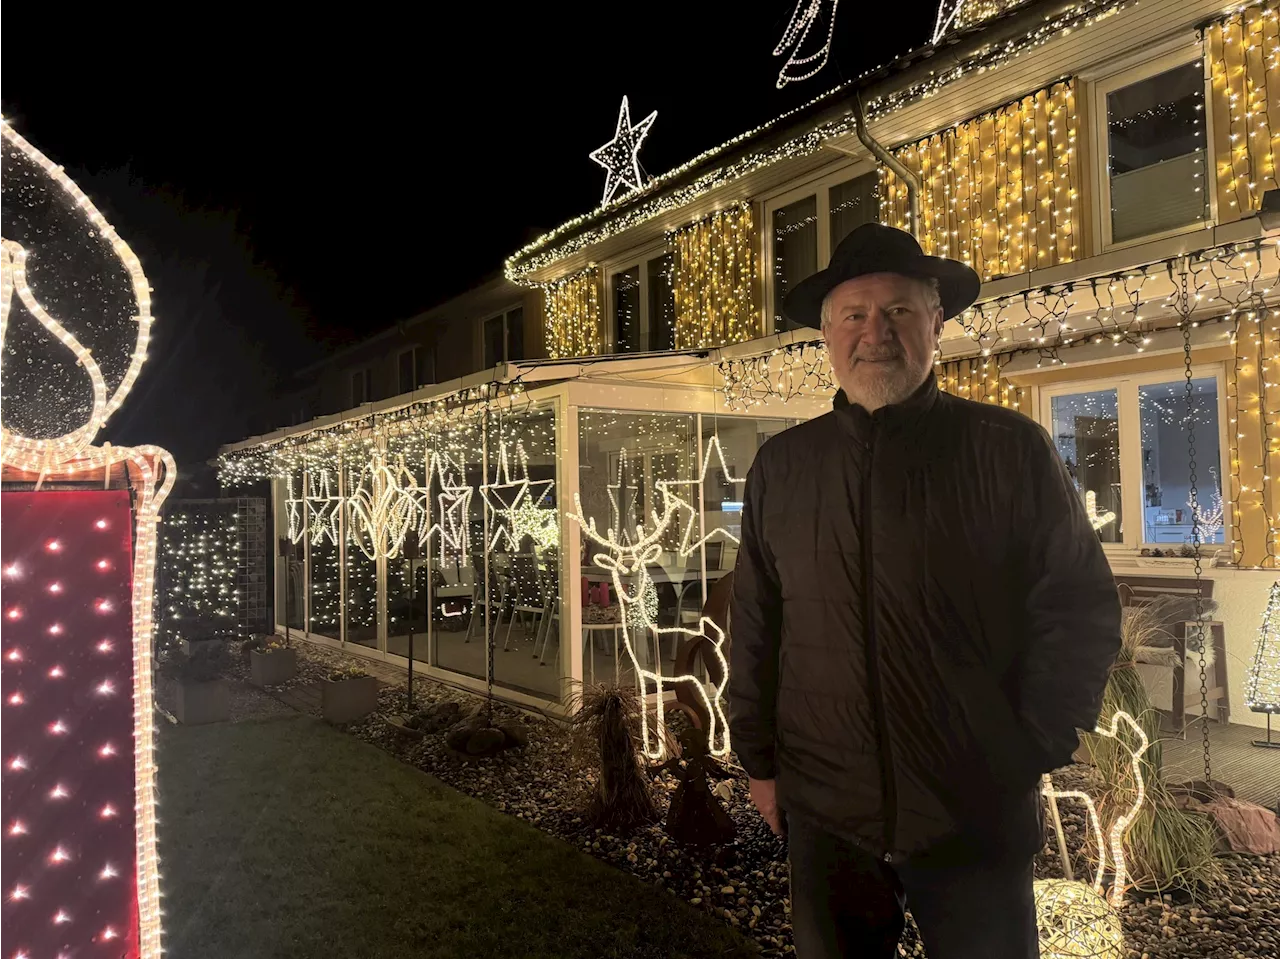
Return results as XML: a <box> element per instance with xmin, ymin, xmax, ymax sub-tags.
<box><xmin>1139</xmin><ymin>377</ymin><xmax>1225</xmax><ymax>546</ymax></box>
<box><xmin>384</xmin><ymin>450</ymin><xmax>430</xmax><ymax>664</ymax></box>
<box><xmin>308</xmin><ymin>487</ymin><xmax>341</xmax><ymax>640</ymax></box>
<box><xmin>284</xmin><ymin>473</ymin><xmax>305</xmax><ymax>632</ymax></box>
<box><xmin>489</xmin><ymin>404</ymin><xmax>560</xmax><ymax>700</ymax></box>
<box><xmin>773</xmin><ymin>195</ymin><xmax>818</xmax><ymax>333</ymax></box>
<box><xmin>507</xmin><ymin>307</ymin><xmax>525</xmax><ymax>362</ymax></box>
<box><xmin>578</xmin><ymin>411</ymin><xmax>697</xmax><ymax>689</ymax></box>
<box><xmin>1051</xmin><ymin>389</ymin><xmax>1123</xmax><ymax>543</ymax></box>
<box><xmin>1107</xmin><ymin>61</ymin><xmax>1208</xmax><ymax>243</ymax></box>
<box><xmin>483</xmin><ymin>315</ymin><xmax>504</xmax><ymax>368</ymax></box>
<box><xmin>612</xmin><ymin>266</ymin><xmax>642</xmax><ymax>353</ymax></box>
<box><xmin>434</xmin><ymin>417</ymin><xmax>488</xmax><ymax>684</ymax></box>
<box><xmin>399</xmin><ymin>350</ymin><xmax>414</xmax><ymax>394</ymax></box>
<box><xmin>829</xmin><ymin>172</ymin><xmax>879</xmax><ymax>247</ymax></box>
<box><xmin>343</xmin><ymin>491</ymin><xmax>379</xmax><ymax>649</ymax></box>
<box><xmin>647</xmin><ymin>253</ymin><xmax>676</xmax><ymax>351</ymax></box>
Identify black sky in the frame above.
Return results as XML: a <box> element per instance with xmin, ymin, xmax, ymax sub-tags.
<box><xmin>1</xmin><ymin>2</ymin><xmax>937</xmax><ymax>473</ymax></box>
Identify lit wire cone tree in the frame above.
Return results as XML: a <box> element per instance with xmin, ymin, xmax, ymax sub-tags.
<box><xmin>1245</xmin><ymin>581</ymin><xmax>1280</xmax><ymax>747</ymax></box>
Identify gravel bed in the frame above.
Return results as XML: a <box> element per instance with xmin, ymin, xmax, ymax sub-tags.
<box><xmin>154</xmin><ymin>675</ymin><xmax>297</xmax><ymax>723</ymax></box>
<box><xmin>284</xmin><ymin>644</ymin><xmax>1280</xmax><ymax>958</ymax></box>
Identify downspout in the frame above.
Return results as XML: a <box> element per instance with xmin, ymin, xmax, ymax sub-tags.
<box><xmin>852</xmin><ymin>89</ymin><xmax>920</xmax><ymax>238</ymax></box>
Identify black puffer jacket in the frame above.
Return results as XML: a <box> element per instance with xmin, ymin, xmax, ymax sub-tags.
<box><xmin>728</xmin><ymin>375</ymin><xmax>1121</xmax><ymax>862</ymax></box>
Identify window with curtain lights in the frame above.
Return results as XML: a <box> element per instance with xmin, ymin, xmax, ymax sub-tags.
<box><xmin>1104</xmin><ymin>59</ymin><xmax>1209</xmax><ymax>244</ymax></box>
<box><xmin>647</xmin><ymin>254</ymin><xmax>676</xmax><ymax>352</ymax></box>
<box><xmin>772</xmin><ymin>195</ymin><xmax>818</xmax><ymax>333</ymax></box>
<box><xmin>829</xmin><ymin>172</ymin><xmax>879</xmax><ymax>248</ymax></box>
<box><xmin>611</xmin><ymin>265</ymin><xmax>642</xmax><ymax>353</ymax></box>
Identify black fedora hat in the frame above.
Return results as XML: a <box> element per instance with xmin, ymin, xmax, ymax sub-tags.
<box><xmin>783</xmin><ymin>223</ymin><xmax>981</xmax><ymax>328</ymax></box>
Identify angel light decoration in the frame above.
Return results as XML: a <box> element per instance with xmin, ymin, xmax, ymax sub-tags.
<box><xmin>1035</xmin><ymin>710</ymin><xmax>1150</xmax><ymax>959</ymax></box>
<box><xmin>1</xmin><ymin>119</ymin><xmax>173</xmax><ymax>959</ymax></box>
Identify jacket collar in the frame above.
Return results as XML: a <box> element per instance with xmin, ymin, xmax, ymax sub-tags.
<box><xmin>833</xmin><ymin>372</ymin><xmax>940</xmax><ymax>439</ymax></box>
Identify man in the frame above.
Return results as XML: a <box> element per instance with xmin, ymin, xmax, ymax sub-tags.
<box><xmin>728</xmin><ymin>223</ymin><xmax>1121</xmax><ymax>958</ymax></box>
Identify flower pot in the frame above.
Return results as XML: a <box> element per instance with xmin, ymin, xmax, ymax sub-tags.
<box><xmin>176</xmin><ymin>679</ymin><xmax>230</xmax><ymax>725</ymax></box>
<box><xmin>322</xmin><ymin>676</ymin><xmax>379</xmax><ymax>724</ymax></box>
<box><xmin>250</xmin><ymin>648</ymin><xmax>298</xmax><ymax>687</ymax></box>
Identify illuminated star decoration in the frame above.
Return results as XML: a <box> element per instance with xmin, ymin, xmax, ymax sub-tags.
<box><xmin>305</xmin><ymin>469</ymin><xmax>343</xmax><ymax>546</ymax></box>
<box><xmin>285</xmin><ymin>473</ymin><xmax>306</xmax><ymax>544</ymax></box>
<box><xmin>773</xmin><ymin>0</ymin><xmax>840</xmax><ymax>89</ymax></box>
<box><xmin>415</xmin><ymin>453</ymin><xmax>474</xmax><ymax>566</ymax></box>
<box><xmin>1085</xmin><ymin>491</ymin><xmax>1116</xmax><ymax>532</ymax></box>
<box><xmin>655</xmin><ymin>434</ymin><xmax>746</xmax><ymax>559</ymax></box>
<box><xmin>480</xmin><ymin>439</ymin><xmax>554</xmax><ymax>552</ymax></box>
<box><xmin>570</xmin><ymin>487</ymin><xmax>730</xmax><ymax>761</ymax></box>
<box><xmin>932</xmin><ymin>0</ymin><xmax>964</xmax><ymax>42</ymax></box>
<box><xmin>588</xmin><ymin>96</ymin><xmax>657</xmax><ymax>206</ymax></box>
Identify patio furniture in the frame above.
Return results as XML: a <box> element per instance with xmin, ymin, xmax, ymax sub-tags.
<box><xmin>582</xmin><ymin>623</ymin><xmax>623</xmax><ymax>685</ymax></box>
<box><xmin>503</xmin><ymin>554</ymin><xmax>545</xmax><ymax>651</ymax></box>
<box><xmin>532</xmin><ymin>550</ymin><xmax>561</xmax><ymax>667</ymax></box>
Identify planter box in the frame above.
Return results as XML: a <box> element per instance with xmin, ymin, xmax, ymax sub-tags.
<box><xmin>250</xmin><ymin>648</ymin><xmax>297</xmax><ymax>687</ymax></box>
<box><xmin>322</xmin><ymin>676</ymin><xmax>379</xmax><ymax>724</ymax></box>
<box><xmin>180</xmin><ymin>637</ymin><xmax>227</xmax><ymax>657</ymax></box>
<box><xmin>175</xmin><ymin>679</ymin><xmax>230</xmax><ymax>725</ymax></box>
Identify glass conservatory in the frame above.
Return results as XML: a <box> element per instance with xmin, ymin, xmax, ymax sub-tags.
<box><xmin>236</xmin><ymin>354</ymin><xmax>828</xmax><ymax>710</ymax></box>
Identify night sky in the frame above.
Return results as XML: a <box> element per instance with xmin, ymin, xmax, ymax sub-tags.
<box><xmin>2</xmin><ymin>2</ymin><xmax>937</xmax><ymax>476</ymax></box>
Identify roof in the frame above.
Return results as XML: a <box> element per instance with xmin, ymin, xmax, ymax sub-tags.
<box><xmin>503</xmin><ymin>0</ymin><xmax>1120</xmax><ymax>284</ymax></box>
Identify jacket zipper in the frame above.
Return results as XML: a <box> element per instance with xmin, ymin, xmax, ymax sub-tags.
<box><xmin>862</xmin><ymin>426</ymin><xmax>898</xmax><ymax>861</ymax></box>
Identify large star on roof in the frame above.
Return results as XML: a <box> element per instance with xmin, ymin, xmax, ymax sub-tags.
<box><xmin>589</xmin><ymin>96</ymin><xmax>657</xmax><ymax>207</ymax></box>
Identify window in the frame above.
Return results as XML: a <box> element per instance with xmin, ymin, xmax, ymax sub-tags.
<box><xmin>1103</xmin><ymin>58</ymin><xmax>1209</xmax><ymax>244</ymax></box>
<box><xmin>647</xmin><ymin>254</ymin><xmax>676</xmax><ymax>352</ymax></box>
<box><xmin>1042</xmin><ymin>367</ymin><xmax>1226</xmax><ymax>549</ymax></box>
<box><xmin>397</xmin><ymin>346</ymin><xmax>436</xmax><ymax>394</ymax></box>
<box><xmin>772</xmin><ymin>195</ymin><xmax>818</xmax><ymax>333</ymax></box>
<box><xmin>350</xmin><ymin>368</ymin><xmax>369</xmax><ymax>407</ymax></box>
<box><xmin>483</xmin><ymin>308</ymin><xmax>524</xmax><ymax>368</ymax></box>
<box><xmin>829</xmin><ymin>172</ymin><xmax>879</xmax><ymax>247</ymax></box>
<box><xmin>1050</xmin><ymin>388</ymin><xmax>1123</xmax><ymax>543</ymax></box>
<box><xmin>612</xmin><ymin>266</ymin><xmax>642</xmax><ymax>352</ymax></box>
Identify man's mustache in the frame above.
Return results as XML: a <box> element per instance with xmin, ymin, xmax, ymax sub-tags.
<box><xmin>851</xmin><ymin>346</ymin><xmax>905</xmax><ymax>362</ymax></box>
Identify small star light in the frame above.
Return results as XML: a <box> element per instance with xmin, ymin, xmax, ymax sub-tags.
<box><xmin>102</xmin><ymin>927</ymin><xmax>119</xmax><ymax>940</ymax></box>
<box><xmin>11</xmin><ymin>883</ymin><xmax>29</xmax><ymax>899</ymax></box>
<box><xmin>99</xmin><ymin>804</ymin><xmax>117</xmax><ymax>819</ymax></box>
<box><xmin>588</xmin><ymin>96</ymin><xmax>657</xmax><ymax>206</ymax></box>
<box><xmin>94</xmin><ymin>519</ymin><xmax>108</xmax><ymax>530</ymax></box>
<box><xmin>6</xmin><ymin>607</ymin><xmax>21</xmax><ymax>620</ymax></box>
<box><xmin>48</xmin><ymin>623</ymin><xmax>62</xmax><ymax>636</ymax></box>
<box><xmin>98</xmin><ymin>743</ymin><xmax>116</xmax><ymax>757</ymax></box>
<box><xmin>95</xmin><ymin>640</ymin><xmax>113</xmax><ymax>653</ymax></box>
<box><xmin>99</xmin><ymin>863</ymin><xmax>117</xmax><ymax>880</ymax></box>
<box><xmin>9</xmin><ymin>820</ymin><xmax>27</xmax><ymax>836</ymax></box>
<box><xmin>50</xmin><ymin>845</ymin><xmax>70</xmax><ymax>863</ymax></box>
<box><xmin>49</xmin><ymin>720</ymin><xmax>68</xmax><ymax>735</ymax></box>
<box><xmin>48</xmin><ymin>665</ymin><xmax>64</xmax><ymax>678</ymax></box>
<box><xmin>6</xmin><ymin>649</ymin><xmax>20</xmax><ymax>662</ymax></box>
<box><xmin>53</xmin><ymin>909</ymin><xmax>70</xmax><ymax>924</ymax></box>
<box><xmin>4</xmin><ymin>562</ymin><xmax>20</xmax><ymax>577</ymax></box>
<box><xmin>8</xmin><ymin>756</ymin><xmax>27</xmax><ymax>772</ymax></box>
<box><xmin>8</xmin><ymin>692</ymin><xmax>23</xmax><ymax>706</ymax></box>
<box><xmin>96</xmin><ymin>559</ymin><xmax>109</xmax><ymax>571</ymax></box>
<box><xmin>49</xmin><ymin>783</ymin><xmax>69</xmax><ymax>799</ymax></box>
<box><xmin>46</xmin><ymin>539</ymin><xmax>61</xmax><ymax>552</ymax></box>
<box><xmin>96</xmin><ymin>680</ymin><xmax>114</xmax><ymax>696</ymax></box>
<box><xmin>47</xmin><ymin>582</ymin><xmax>62</xmax><ymax>594</ymax></box>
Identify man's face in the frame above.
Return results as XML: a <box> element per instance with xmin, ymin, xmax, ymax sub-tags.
<box><xmin>821</xmin><ymin>272</ymin><xmax>944</xmax><ymax>413</ymax></box>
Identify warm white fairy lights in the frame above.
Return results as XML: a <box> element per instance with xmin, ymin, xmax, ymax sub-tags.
<box><xmin>480</xmin><ymin>439</ymin><xmax>555</xmax><ymax>552</ymax></box>
<box><xmin>571</xmin><ymin>482</ymin><xmax>731</xmax><ymax>761</ymax></box>
<box><xmin>346</xmin><ymin>451</ymin><xmax>425</xmax><ymax>561</ymax></box>
<box><xmin>773</xmin><ymin>0</ymin><xmax>839</xmax><ymax>89</ymax></box>
<box><xmin>1085</xmin><ymin>491</ymin><xmax>1116</xmax><ymax>531</ymax></box>
<box><xmin>0</xmin><ymin>119</ymin><xmax>170</xmax><ymax>958</ymax></box>
<box><xmin>1245</xmin><ymin>580</ymin><xmax>1280</xmax><ymax>712</ymax></box>
<box><xmin>589</xmin><ymin>96</ymin><xmax>658</xmax><ymax>207</ymax></box>
<box><xmin>504</xmin><ymin>0</ymin><xmax>1127</xmax><ymax>284</ymax></box>
<box><xmin>656</xmin><ymin>435</ymin><xmax>746</xmax><ymax>560</ymax></box>
<box><xmin>1034</xmin><ymin>710</ymin><xmax>1149</xmax><ymax>957</ymax></box>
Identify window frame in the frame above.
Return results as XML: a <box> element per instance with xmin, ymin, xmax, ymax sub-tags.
<box><xmin>1037</xmin><ymin>362</ymin><xmax>1230</xmax><ymax>553</ymax></box>
<box><xmin>601</xmin><ymin>239</ymin><xmax>670</xmax><ymax>354</ymax></box>
<box><xmin>350</xmin><ymin>368</ymin><xmax>370</xmax><ymax>407</ymax></box>
<box><xmin>1090</xmin><ymin>46</ymin><xmax>1217</xmax><ymax>253</ymax></box>
<box><xmin>479</xmin><ymin>305</ymin><xmax>524</xmax><ymax>368</ymax></box>
<box><xmin>395</xmin><ymin>345</ymin><xmax>435</xmax><ymax>395</ymax></box>
<box><xmin>761</xmin><ymin>158</ymin><xmax>879</xmax><ymax>335</ymax></box>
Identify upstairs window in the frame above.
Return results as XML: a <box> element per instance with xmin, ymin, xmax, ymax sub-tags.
<box><xmin>1104</xmin><ymin>58</ymin><xmax>1209</xmax><ymax>245</ymax></box>
<box><xmin>612</xmin><ymin>266</ymin><xmax>642</xmax><ymax>352</ymax></box>
<box><xmin>397</xmin><ymin>346</ymin><xmax>435</xmax><ymax>394</ymax></box>
<box><xmin>772</xmin><ymin>195</ymin><xmax>818</xmax><ymax>333</ymax></box>
<box><xmin>350</xmin><ymin>368</ymin><xmax>369</xmax><ymax>407</ymax></box>
<box><xmin>647</xmin><ymin>253</ymin><xmax>676</xmax><ymax>351</ymax></box>
<box><xmin>829</xmin><ymin>172</ymin><xmax>879</xmax><ymax>248</ymax></box>
<box><xmin>482</xmin><ymin>308</ymin><xmax>524</xmax><ymax>368</ymax></box>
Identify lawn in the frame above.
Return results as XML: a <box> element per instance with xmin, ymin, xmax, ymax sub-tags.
<box><xmin>156</xmin><ymin>715</ymin><xmax>757</xmax><ymax>959</ymax></box>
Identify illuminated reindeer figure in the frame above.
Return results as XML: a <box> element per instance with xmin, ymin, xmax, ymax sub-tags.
<box><xmin>1034</xmin><ymin>709</ymin><xmax>1151</xmax><ymax>959</ymax></box>
<box><xmin>571</xmin><ymin>485</ymin><xmax>731</xmax><ymax>762</ymax></box>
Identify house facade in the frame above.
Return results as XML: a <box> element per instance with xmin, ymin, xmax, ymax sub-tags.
<box><xmin>220</xmin><ymin>0</ymin><xmax>1280</xmax><ymax>728</ymax></box>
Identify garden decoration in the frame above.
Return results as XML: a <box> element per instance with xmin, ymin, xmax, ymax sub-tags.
<box><xmin>1245</xmin><ymin>581</ymin><xmax>1280</xmax><ymax>748</ymax></box>
<box><xmin>570</xmin><ymin>683</ymin><xmax>656</xmax><ymax>831</ymax></box>
<box><xmin>570</xmin><ymin>481</ymin><xmax>731</xmax><ymax>761</ymax></box>
<box><xmin>651</xmin><ymin>727</ymin><xmax>736</xmax><ymax>846</ymax></box>
<box><xmin>1034</xmin><ymin>710</ymin><xmax>1150</xmax><ymax>959</ymax></box>
<box><xmin>0</xmin><ymin>119</ymin><xmax>174</xmax><ymax>958</ymax></box>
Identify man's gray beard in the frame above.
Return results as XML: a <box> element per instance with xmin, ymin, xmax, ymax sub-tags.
<box><xmin>840</xmin><ymin>356</ymin><xmax>932</xmax><ymax>413</ymax></box>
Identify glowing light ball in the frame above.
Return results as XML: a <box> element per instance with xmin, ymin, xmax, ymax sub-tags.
<box><xmin>1034</xmin><ymin>879</ymin><xmax>1124</xmax><ymax>959</ymax></box>
<box><xmin>2</xmin><ymin>119</ymin><xmax>173</xmax><ymax>958</ymax></box>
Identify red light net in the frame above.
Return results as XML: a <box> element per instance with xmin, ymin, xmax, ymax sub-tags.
<box><xmin>2</xmin><ymin>490</ymin><xmax>140</xmax><ymax>958</ymax></box>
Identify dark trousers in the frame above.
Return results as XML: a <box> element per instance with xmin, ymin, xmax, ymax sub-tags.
<box><xmin>788</xmin><ymin>815</ymin><xmax>1039</xmax><ymax>959</ymax></box>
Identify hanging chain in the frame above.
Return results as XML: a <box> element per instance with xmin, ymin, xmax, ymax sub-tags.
<box><xmin>1178</xmin><ymin>264</ymin><xmax>1212</xmax><ymax>786</ymax></box>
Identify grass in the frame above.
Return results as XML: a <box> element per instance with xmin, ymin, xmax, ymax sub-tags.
<box><xmin>157</xmin><ymin>715</ymin><xmax>756</xmax><ymax>959</ymax></box>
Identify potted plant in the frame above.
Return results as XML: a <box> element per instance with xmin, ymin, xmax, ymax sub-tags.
<box><xmin>164</xmin><ymin>641</ymin><xmax>231</xmax><ymax>725</ymax></box>
<box><xmin>246</xmin><ymin>635</ymin><xmax>298</xmax><ymax>687</ymax></box>
<box><xmin>322</xmin><ymin>664</ymin><xmax>379</xmax><ymax>724</ymax></box>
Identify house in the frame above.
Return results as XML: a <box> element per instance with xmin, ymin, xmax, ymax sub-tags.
<box><xmin>220</xmin><ymin>0</ymin><xmax>1280</xmax><ymax>731</ymax></box>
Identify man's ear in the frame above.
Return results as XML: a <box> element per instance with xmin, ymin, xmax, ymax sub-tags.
<box><xmin>933</xmin><ymin>309</ymin><xmax>945</xmax><ymax>341</ymax></box>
